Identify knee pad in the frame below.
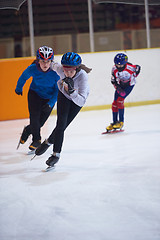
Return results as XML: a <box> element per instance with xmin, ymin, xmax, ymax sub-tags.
<box><xmin>112</xmin><ymin>100</ymin><xmax>118</xmax><ymax>112</ymax></box>
<box><xmin>117</xmin><ymin>97</ymin><xmax>124</xmax><ymax>109</ymax></box>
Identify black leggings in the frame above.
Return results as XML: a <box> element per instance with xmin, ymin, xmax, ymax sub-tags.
<box><xmin>27</xmin><ymin>89</ymin><xmax>53</xmax><ymax>142</ymax></box>
<box><xmin>48</xmin><ymin>91</ymin><xmax>81</xmax><ymax>153</ymax></box>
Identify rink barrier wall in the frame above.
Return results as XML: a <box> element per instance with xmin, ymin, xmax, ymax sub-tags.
<box><xmin>51</xmin><ymin>99</ymin><xmax>160</xmax><ymax>115</ymax></box>
<box><xmin>0</xmin><ymin>57</ymin><xmax>35</xmax><ymax>121</ymax></box>
<box><xmin>0</xmin><ymin>48</ymin><xmax>160</xmax><ymax>121</ymax></box>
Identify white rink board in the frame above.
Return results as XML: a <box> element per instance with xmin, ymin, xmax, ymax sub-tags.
<box><xmin>54</xmin><ymin>48</ymin><xmax>160</xmax><ymax>107</ymax></box>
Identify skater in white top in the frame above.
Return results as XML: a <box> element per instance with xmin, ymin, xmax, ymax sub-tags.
<box><xmin>35</xmin><ymin>52</ymin><xmax>91</xmax><ymax>169</ymax></box>
<box><xmin>106</xmin><ymin>53</ymin><xmax>141</xmax><ymax>132</ymax></box>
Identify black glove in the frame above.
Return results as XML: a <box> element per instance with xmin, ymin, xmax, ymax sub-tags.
<box><xmin>42</xmin><ymin>104</ymin><xmax>52</xmax><ymax>112</ymax></box>
<box><xmin>135</xmin><ymin>65</ymin><xmax>141</xmax><ymax>75</ymax></box>
<box><xmin>111</xmin><ymin>73</ymin><xmax>116</xmax><ymax>85</ymax></box>
<box><xmin>15</xmin><ymin>89</ymin><xmax>22</xmax><ymax>96</ymax></box>
<box><xmin>63</xmin><ymin>77</ymin><xmax>75</xmax><ymax>94</ymax></box>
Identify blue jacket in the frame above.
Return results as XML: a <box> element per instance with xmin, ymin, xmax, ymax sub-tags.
<box><xmin>15</xmin><ymin>63</ymin><xmax>60</xmax><ymax>107</ymax></box>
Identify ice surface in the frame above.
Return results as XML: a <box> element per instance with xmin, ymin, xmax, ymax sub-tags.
<box><xmin>0</xmin><ymin>104</ymin><xmax>160</xmax><ymax>240</ymax></box>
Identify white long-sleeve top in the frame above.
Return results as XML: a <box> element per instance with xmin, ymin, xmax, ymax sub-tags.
<box><xmin>112</xmin><ymin>62</ymin><xmax>140</xmax><ymax>87</ymax></box>
<box><xmin>51</xmin><ymin>62</ymin><xmax>89</xmax><ymax>107</ymax></box>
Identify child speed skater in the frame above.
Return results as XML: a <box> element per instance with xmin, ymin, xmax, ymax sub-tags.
<box><xmin>106</xmin><ymin>53</ymin><xmax>141</xmax><ymax>132</ymax></box>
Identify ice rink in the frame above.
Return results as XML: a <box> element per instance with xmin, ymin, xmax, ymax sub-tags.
<box><xmin>0</xmin><ymin>104</ymin><xmax>160</xmax><ymax>240</ymax></box>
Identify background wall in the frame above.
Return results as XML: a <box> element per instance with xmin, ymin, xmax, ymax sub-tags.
<box><xmin>82</xmin><ymin>48</ymin><xmax>160</xmax><ymax>108</ymax></box>
<box><xmin>0</xmin><ymin>57</ymin><xmax>34</xmax><ymax>121</ymax></box>
<box><xmin>1</xmin><ymin>29</ymin><xmax>160</xmax><ymax>58</ymax></box>
<box><xmin>0</xmin><ymin>48</ymin><xmax>160</xmax><ymax>121</ymax></box>
<box><xmin>1</xmin><ymin>1</ymin><xmax>160</xmax><ymax>59</ymax></box>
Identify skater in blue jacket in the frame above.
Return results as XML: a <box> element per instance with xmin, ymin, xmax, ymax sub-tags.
<box><xmin>15</xmin><ymin>46</ymin><xmax>60</xmax><ymax>151</ymax></box>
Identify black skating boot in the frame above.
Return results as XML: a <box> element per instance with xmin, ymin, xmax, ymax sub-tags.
<box><xmin>20</xmin><ymin>126</ymin><xmax>30</xmax><ymax>144</ymax></box>
<box><xmin>17</xmin><ymin>126</ymin><xmax>31</xmax><ymax>149</ymax></box>
<box><xmin>46</xmin><ymin>153</ymin><xmax>60</xmax><ymax>167</ymax></box>
<box><xmin>35</xmin><ymin>139</ymin><xmax>52</xmax><ymax>156</ymax></box>
<box><xmin>29</xmin><ymin>140</ymin><xmax>41</xmax><ymax>151</ymax></box>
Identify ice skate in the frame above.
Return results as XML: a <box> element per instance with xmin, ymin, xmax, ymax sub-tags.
<box><xmin>17</xmin><ymin>126</ymin><xmax>30</xmax><ymax>149</ymax></box>
<box><xmin>35</xmin><ymin>139</ymin><xmax>52</xmax><ymax>156</ymax></box>
<box><xmin>46</xmin><ymin>153</ymin><xmax>60</xmax><ymax>167</ymax></box>
<box><xmin>29</xmin><ymin>140</ymin><xmax>41</xmax><ymax>151</ymax></box>
<box><xmin>113</xmin><ymin>121</ymin><xmax>124</xmax><ymax>129</ymax></box>
<box><xmin>102</xmin><ymin>122</ymin><xmax>124</xmax><ymax>134</ymax></box>
<box><xmin>106</xmin><ymin>123</ymin><xmax>114</xmax><ymax>132</ymax></box>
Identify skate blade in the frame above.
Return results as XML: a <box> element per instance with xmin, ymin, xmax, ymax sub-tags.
<box><xmin>16</xmin><ymin>141</ymin><xmax>21</xmax><ymax>150</ymax></box>
<box><xmin>42</xmin><ymin>166</ymin><xmax>55</xmax><ymax>172</ymax></box>
<box><xmin>30</xmin><ymin>154</ymin><xmax>37</xmax><ymax>161</ymax></box>
<box><xmin>102</xmin><ymin>129</ymin><xmax>124</xmax><ymax>134</ymax></box>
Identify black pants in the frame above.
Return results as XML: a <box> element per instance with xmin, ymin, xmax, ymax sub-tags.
<box><xmin>48</xmin><ymin>91</ymin><xmax>81</xmax><ymax>153</ymax></box>
<box><xmin>27</xmin><ymin>89</ymin><xmax>53</xmax><ymax>142</ymax></box>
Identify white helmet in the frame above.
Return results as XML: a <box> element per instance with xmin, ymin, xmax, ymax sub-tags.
<box><xmin>36</xmin><ymin>46</ymin><xmax>54</xmax><ymax>60</ymax></box>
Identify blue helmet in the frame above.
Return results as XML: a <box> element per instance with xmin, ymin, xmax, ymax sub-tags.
<box><xmin>114</xmin><ymin>53</ymin><xmax>128</xmax><ymax>65</ymax></box>
<box><xmin>36</xmin><ymin>46</ymin><xmax>54</xmax><ymax>60</ymax></box>
<box><xmin>61</xmin><ymin>52</ymin><xmax>82</xmax><ymax>67</ymax></box>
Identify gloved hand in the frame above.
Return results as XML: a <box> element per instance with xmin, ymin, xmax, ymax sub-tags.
<box><xmin>116</xmin><ymin>85</ymin><xmax>126</xmax><ymax>97</ymax></box>
<box><xmin>111</xmin><ymin>73</ymin><xmax>116</xmax><ymax>85</ymax></box>
<box><xmin>15</xmin><ymin>89</ymin><xmax>22</xmax><ymax>96</ymax></box>
<box><xmin>63</xmin><ymin>77</ymin><xmax>75</xmax><ymax>94</ymax></box>
<box><xmin>42</xmin><ymin>104</ymin><xmax>52</xmax><ymax>112</ymax></box>
<box><xmin>135</xmin><ymin>65</ymin><xmax>141</xmax><ymax>75</ymax></box>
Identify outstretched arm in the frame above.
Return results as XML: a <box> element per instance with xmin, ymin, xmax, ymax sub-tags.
<box><xmin>15</xmin><ymin>67</ymin><xmax>32</xmax><ymax>95</ymax></box>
